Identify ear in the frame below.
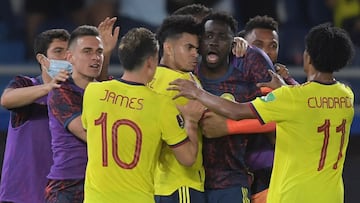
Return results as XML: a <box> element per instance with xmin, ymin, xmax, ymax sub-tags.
<box><xmin>163</xmin><ymin>41</ymin><xmax>172</xmax><ymax>57</ymax></box>
<box><xmin>35</xmin><ymin>53</ymin><xmax>44</xmax><ymax>64</ymax></box>
<box><xmin>36</xmin><ymin>54</ymin><xmax>50</xmax><ymax>70</ymax></box>
<box><xmin>304</xmin><ymin>50</ymin><xmax>311</xmax><ymax>65</ymax></box>
<box><xmin>65</xmin><ymin>50</ymin><xmax>72</xmax><ymax>62</ymax></box>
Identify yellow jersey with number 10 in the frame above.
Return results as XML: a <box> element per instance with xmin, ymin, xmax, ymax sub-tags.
<box><xmin>82</xmin><ymin>79</ymin><xmax>189</xmax><ymax>203</ymax></box>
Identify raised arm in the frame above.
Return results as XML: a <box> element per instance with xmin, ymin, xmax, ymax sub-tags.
<box><xmin>97</xmin><ymin>17</ymin><xmax>120</xmax><ymax>81</ymax></box>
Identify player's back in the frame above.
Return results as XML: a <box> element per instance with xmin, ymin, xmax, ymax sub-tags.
<box><xmin>264</xmin><ymin>81</ymin><xmax>354</xmax><ymax>203</ymax></box>
<box><xmin>82</xmin><ymin>79</ymin><xmax>188</xmax><ymax>203</ymax></box>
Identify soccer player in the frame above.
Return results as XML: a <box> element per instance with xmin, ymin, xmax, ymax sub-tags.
<box><xmin>81</xmin><ymin>27</ymin><xmax>201</xmax><ymax>203</ymax></box>
<box><xmin>193</xmin><ymin>11</ymin><xmax>275</xmax><ymax>203</ymax></box>
<box><xmin>45</xmin><ymin>25</ymin><xmax>104</xmax><ymax>203</ymax></box>
<box><xmin>240</xmin><ymin>15</ymin><xmax>298</xmax><ymax>85</ymax></box>
<box><xmin>0</xmin><ymin>29</ymin><xmax>70</xmax><ymax>203</ymax></box>
<box><xmin>169</xmin><ymin>23</ymin><xmax>355</xmax><ymax>203</ymax></box>
<box><xmin>240</xmin><ymin>15</ymin><xmax>298</xmax><ymax>203</ymax></box>
<box><xmin>147</xmin><ymin>15</ymin><xmax>205</xmax><ymax>203</ymax></box>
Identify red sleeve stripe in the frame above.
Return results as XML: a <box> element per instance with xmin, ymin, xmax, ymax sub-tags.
<box><xmin>248</xmin><ymin>103</ymin><xmax>266</xmax><ymax>125</ymax></box>
<box><xmin>169</xmin><ymin>137</ymin><xmax>190</xmax><ymax>148</ymax></box>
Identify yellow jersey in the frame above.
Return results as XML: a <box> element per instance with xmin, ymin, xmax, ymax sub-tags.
<box><xmin>148</xmin><ymin>66</ymin><xmax>205</xmax><ymax>195</ymax></box>
<box><xmin>251</xmin><ymin>81</ymin><xmax>354</xmax><ymax>203</ymax></box>
<box><xmin>82</xmin><ymin>79</ymin><xmax>189</xmax><ymax>203</ymax></box>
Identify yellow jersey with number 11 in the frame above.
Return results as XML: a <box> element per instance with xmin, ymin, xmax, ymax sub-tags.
<box><xmin>251</xmin><ymin>81</ymin><xmax>354</xmax><ymax>203</ymax></box>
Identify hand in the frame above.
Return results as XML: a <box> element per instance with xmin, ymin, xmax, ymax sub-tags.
<box><xmin>275</xmin><ymin>63</ymin><xmax>290</xmax><ymax>79</ymax></box>
<box><xmin>177</xmin><ymin>100</ymin><xmax>206</xmax><ymax>124</ymax></box>
<box><xmin>98</xmin><ymin>17</ymin><xmax>120</xmax><ymax>54</ymax></box>
<box><xmin>232</xmin><ymin>37</ymin><xmax>248</xmax><ymax>57</ymax></box>
<box><xmin>257</xmin><ymin>69</ymin><xmax>286</xmax><ymax>90</ymax></box>
<box><xmin>168</xmin><ymin>73</ymin><xmax>202</xmax><ymax>100</ymax></box>
<box><xmin>47</xmin><ymin>69</ymin><xmax>69</xmax><ymax>90</ymax></box>
<box><xmin>200</xmin><ymin>111</ymin><xmax>228</xmax><ymax>138</ymax></box>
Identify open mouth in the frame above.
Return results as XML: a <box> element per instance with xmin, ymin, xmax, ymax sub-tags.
<box><xmin>206</xmin><ymin>51</ymin><xmax>219</xmax><ymax>63</ymax></box>
<box><xmin>90</xmin><ymin>64</ymin><xmax>100</xmax><ymax>69</ymax></box>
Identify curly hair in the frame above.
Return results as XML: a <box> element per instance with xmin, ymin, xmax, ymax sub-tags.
<box><xmin>172</xmin><ymin>3</ymin><xmax>212</xmax><ymax>22</ymax></box>
<box><xmin>156</xmin><ymin>15</ymin><xmax>200</xmax><ymax>46</ymax></box>
<box><xmin>200</xmin><ymin>11</ymin><xmax>238</xmax><ymax>35</ymax></box>
<box><xmin>305</xmin><ymin>23</ymin><xmax>354</xmax><ymax>72</ymax></box>
<box><xmin>242</xmin><ymin>15</ymin><xmax>278</xmax><ymax>37</ymax></box>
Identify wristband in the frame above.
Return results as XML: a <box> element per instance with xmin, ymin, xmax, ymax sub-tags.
<box><xmin>260</xmin><ymin>87</ymin><xmax>272</xmax><ymax>95</ymax></box>
<box><xmin>227</xmin><ymin>119</ymin><xmax>276</xmax><ymax>134</ymax></box>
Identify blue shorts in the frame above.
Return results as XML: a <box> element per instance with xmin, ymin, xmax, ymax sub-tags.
<box><xmin>205</xmin><ymin>186</ymin><xmax>250</xmax><ymax>203</ymax></box>
<box><xmin>155</xmin><ymin>186</ymin><xmax>205</xmax><ymax>203</ymax></box>
<box><xmin>45</xmin><ymin>179</ymin><xmax>84</xmax><ymax>203</ymax></box>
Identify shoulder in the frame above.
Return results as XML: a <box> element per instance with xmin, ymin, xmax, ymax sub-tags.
<box><xmin>245</xmin><ymin>46</ymin><xmax>274</xmax><ymax>69</ymax></box>
<box><xmin>7</xmin><ymin>75</ymin><xmax>36</xmax><ymax>88</ymax></box>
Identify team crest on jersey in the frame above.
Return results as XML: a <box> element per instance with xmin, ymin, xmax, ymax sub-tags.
<box><xmin>176</xmin><ymin>114</ymin><xmax>185</xmax><ymax>128</ymax></box>
<box><xmin>221</xmin><ymin>93</ymin><xmax>235</xmax><ymax>101</ymax></box>
<box><xmin>260</xmin><ymin>92</ymin><xmax>276</xmax><ymax>102</ymax></box>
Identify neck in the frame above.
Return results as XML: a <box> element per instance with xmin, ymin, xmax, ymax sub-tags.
<box><xmin>160</xmin><ymin>57</ymin><xmax>178</xmax><ymax>71</ymax></box>
<box><xmin>121</xmin><ymin>71</ymin><xmax>147</xmax><ymax>85</ymax></box>
<box><xmin>41</xmin><ymin>70</ymin><xmax>52</xmax><ymax>84</ymax></box>
<box><xmin>72</xmin><ymin>72</ymin><xmax>96</xmax><ymax>89</ymax></box>
<box><xmin>200</xmin><ymin>60</ymin><xmax>229</xmax><ymax>80</ymax></box>
<box><xmin>307</xmin><ymin>69</ymin><xmax>335</xmax><ymax>83</ymax></box>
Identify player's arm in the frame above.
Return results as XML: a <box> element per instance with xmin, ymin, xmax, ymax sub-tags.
<box><xmin>1</xmin><ymin>72</ymin><xmax>68</xmax><ymax>109</ymax></box>
<box><xmin>170</xmin><ymin>100</ymin><xmax>204</xmax><ymax>166</ymax></box>
<box><xmin>168</xmin><ymin>70</ymin><xmax>285</xmax><ymax>127</ymax></box>
<box><xmin>96</xmin><ymin>17</ymin><xmax>120</xmax><ymax>81</ymax></box>
<box><xmin>168</xmin><ymin>78</ymin><xmax>256</xmax><ymax>121</ymax></box>
<box><xmin>67</xmin><ymin>116</ymin><xmax>87</xmax><ymax>142</ymax></box>
<box><xmin>200</xmin><ymin>110</ymin><xmax>275</xmax><ymax>138</ymax></box>
<box><xmin>275</xmin><ymin>63</ymin><xmax>299</xmax><ymax>85</ymax></box>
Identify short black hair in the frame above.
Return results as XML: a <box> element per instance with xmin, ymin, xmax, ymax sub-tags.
<box><xmin>240</xmin><ymin>15</ymin><xmax>278</xmax><ymax>37</ymax></box>
<box><xmin>237</xmin><ymin>30</ymin><xmax>246</xmax><ymax>38</ymax></box>
<box><xmin>200</xmin><ymin>11</ymin><xmax>238</xmax><ymax>35</ymax></box>
<box><xmin>172</xmin><ymin>4</ymin><xmax>212</xmax><ymax>22</ymax></box>
<box><xmin>33</xmin><ymin>29</ymin><xmax>70</xmax><ymax>57</ymax></box>
<box><xmin>118</xmin><ymin>27</ymin><xmax>158</xmax><ymax>71</ymax></box>
<box><xmin>68</xmin><ymin>25</ymin><xmax>99</xmax><ymax>49</ymax></box>
<box><xmin>305</xmin><ymin>23</ymin><xmax>354</xmax><ymax>72</ymax></box>
<box><xmin>157</xmin><ymin>15</ymin><xmax>200</xmax><ymax>47</ymax></box>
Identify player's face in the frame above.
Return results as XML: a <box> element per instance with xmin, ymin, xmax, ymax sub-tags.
<box><xmin>200</xmin><ymin>20</ymin><xmax>233</xmax><ymax>69</ymax></box>
<box><xmin>170</xmin><ymin>33</ymin><xmax>199</xmax><ymax>72</ymax></box>
<box><xmin>245</xmin><ymin>28</ymin><xmax>279</xmax><ymax>63</ymax></box>
<box><xmin>68</xmin><ymin>36</ymin><xmax>104</xmax><ymax>79</ymax></box>
<box><xmin>46</xmin><ymin>39</ymin><xmax>68</xmax><ymax>60</ymax></box>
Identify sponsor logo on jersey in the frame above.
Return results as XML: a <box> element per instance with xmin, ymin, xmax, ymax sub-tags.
<box><xmin>260</xmin><ymin>92</ymin><xmax>276</xmax><ymax>102</ymax></box>
<box><xmin>176</xmin><ymin>114</ymin><xmax>185</xmax><ymax>128</ymax></box>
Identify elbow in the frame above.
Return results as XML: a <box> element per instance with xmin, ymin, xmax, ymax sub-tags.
<box><xmin>176</xmin><ymin>151</ymin><xmax>197</xmax><ymax>167</ymax></box>
<box><xmin>180</xmin><ymin>157</ymin><xmax>196</xmax><ymax>167</ymax></box>
<box><xmin>0</xmin><ymin>95</ymin><xmax>12</xmax><ymax>109</ymax></box>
